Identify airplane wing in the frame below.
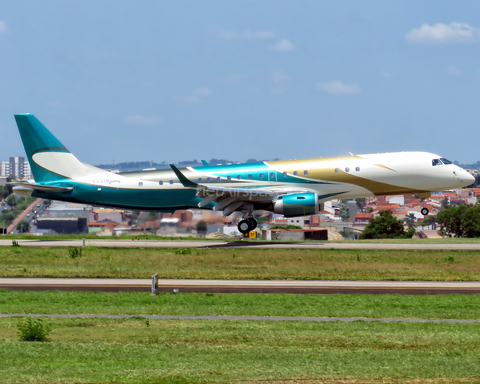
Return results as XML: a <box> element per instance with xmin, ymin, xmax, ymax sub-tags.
<box><xmin>169</xmin><ymin>164</ymin><xmax>315</xmax><ymax>216</ymax></box>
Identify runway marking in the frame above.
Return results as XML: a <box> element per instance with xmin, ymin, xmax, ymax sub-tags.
<box><xmin>1</xmin><ymin>313</ymin><xmax>478</xmax><ymax>323</ymax></box>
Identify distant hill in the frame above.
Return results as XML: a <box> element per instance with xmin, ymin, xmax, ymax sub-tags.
<box><xmin>459</xmin><ymin>161</ymin><xmax>480</xmax><ymax>170</ymax></box>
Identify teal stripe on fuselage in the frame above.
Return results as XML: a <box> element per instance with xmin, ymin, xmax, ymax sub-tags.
<box><xmin>30</xmin><ymin>181</ymin><xmax>201</xmax><ymax>211</ymax></box>
<box><xmin>190</xmin><ymin>162</ymin><xmax>333</xmax><ymax>184</ymax></box>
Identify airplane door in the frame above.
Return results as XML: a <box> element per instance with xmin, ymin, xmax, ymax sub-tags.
<box><xmin>269</xmin><ymin>171</ymin><xmax>276</xmax><ymax>182</ymax></box>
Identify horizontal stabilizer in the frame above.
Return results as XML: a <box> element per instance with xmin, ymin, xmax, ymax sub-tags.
<box><xmin>7</xmin><ymin>182</ymin><xmax>73</xmax><ymax>193</ymax></box>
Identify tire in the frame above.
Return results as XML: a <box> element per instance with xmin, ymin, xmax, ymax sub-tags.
<box><xmin>238</xmin><ymin>220</ymin><xmax>251</xmax><ymax>234</ymax></box>
<box><xmin>421</xmin><ymin>207</ymin><xmax>429</xmax><ymax>216</ymax></box>
<box><xmin>247</xmin><ymin>218</ymin><xmax>257</xmax><ymax>231</ymax></box>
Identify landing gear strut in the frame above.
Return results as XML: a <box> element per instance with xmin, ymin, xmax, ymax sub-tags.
<box><xmin>238</xmin><ymin>217</ymin><xmax>257</xmax><ymax>234</ymax></box>
<box><xmin>420</xmin><ymin>198</ymin><xmax>429</xmax><ymax>216</ymax></box>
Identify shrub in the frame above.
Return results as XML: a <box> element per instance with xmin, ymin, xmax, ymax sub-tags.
<box><xmin>17</xmin><ymin>318</ymin><xmax>51</xmax><ymax>342</ymax></box>
<box><xmin>68</xmin><ymin>247</ymin><xmax>82</xmax><ymax>258</ymax></box>
<box><xmin>175</xmin><ymin>248</ymin><xmax>192</xmax><ymax>255</ymax></box>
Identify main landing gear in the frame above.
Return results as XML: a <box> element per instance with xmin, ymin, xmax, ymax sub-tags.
<box><xmin>238</xmin><ymin>217</ymin><xmax>257</xmax><ymax>234</ymax></box>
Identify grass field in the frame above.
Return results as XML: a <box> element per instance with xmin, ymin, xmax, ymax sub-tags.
<box><xmin>1</xmin><ymin>246</ymin><xmax>480</xmax><ymax>280</ymax></box>
<box><xmin>5</xmin><ymin>233</ymin><xmax>480</xmax><ymax>243</ymax></box>
<box><xmin>1</xmin><ymin>316</ymin><xmax>479</xmax><ymax>383</ymax></box>
<box><xmin>2</xmin><ymin>243</ymin><xmax>480</xmax><ymax>383</ymax></box>
<box><xmin>2</xmin><ymin>290</ymin><xmax>480</xmax><ymax>319</ymax></box>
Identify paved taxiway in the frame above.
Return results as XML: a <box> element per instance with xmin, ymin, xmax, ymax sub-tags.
<box><xmin>2</xmin><ymin>277</ymin><xmax>480</xmax><ymax>294</ymax></box>
<box><xmin>2</xmin><ymin>239</ymin><xmax>480</xmax><ymax>250</ymax></box>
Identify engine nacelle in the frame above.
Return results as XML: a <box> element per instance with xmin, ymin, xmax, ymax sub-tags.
<box><xmin>273</xmin><ymin>192</ymin><xmax>319</xmax><ymax>217</ymax></box>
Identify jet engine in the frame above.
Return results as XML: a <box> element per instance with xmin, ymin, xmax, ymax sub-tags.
<box><xmin>273</xmin><ymin>192</ymin><xmax>319</xmax><ymax>217</ymax></box>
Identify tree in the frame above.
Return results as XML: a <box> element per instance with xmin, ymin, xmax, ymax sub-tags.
<box><xmin>360</xmin><ymin>210</ymin><xmax>415</xmax><ymax>239</ymax></box>
<box><xmin>404</xmin><ymin>213</ymin><xmax>416</xmax><ymax>229</ymax></box>
<box><xmin>16</xmin><ymin>221</ymin><xmax>30</xmax><ymax>233</ymax></box>
<box><xmin>441</xmin><ymin>197</ymin><xmax>449</xmax><ymax>210</ymax></box>
<box><xmin>6</xmin><ymin>194</ymin><xmax>17</xmax><ymax>208</ymax></box>
<box><xmin>339</xmin><ymin>200</ymin><xmax>350</xmax><ymax>221</ymax></box>
<box><xmin>417</xmin><ymin>215</ymin><xmax>436</xmax><ymax>229</ymax></box>
<box><xmin>355</xmin><ymin>198</ymin><xmax>365</xmax><ymax>213</ymax></box>
<box><xmin>196</xmin><ymin>220</ymin><xmax>207</xmax><ymax>233</ymax></box>
<box><xmin>437</xmin><ymin>204</ymin><xmax>480</xmax><ymax>238</ymax></box>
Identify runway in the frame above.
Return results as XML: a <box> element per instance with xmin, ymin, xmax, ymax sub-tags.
<box><xmin>2</xmin><ymin>238</ymin><xmax>480</xmax><ymax>250</ymax></box>
<box><xmin>2</xmin><ymin>277</ymin><xmax>480</xmax><ymax>294</ymax></box>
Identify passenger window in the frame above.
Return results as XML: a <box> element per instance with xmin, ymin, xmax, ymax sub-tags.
<box><xmin>293</xmin><ymin>171</ymin><xmax>298</xmax><ymax>176</ymax></box>
<box><xmin>237</xmin><ymin>175</ymin><xmax>241</xmax><ymax>180</ymax></box>
<box><xmin>345</xmin><ymin>167</ymin><xmax>350</xmax><ymax>172</ymax></box>
<box><xmin>283</xmin><ymin>172</ymin><xmax>287</xmax><ymax>177</ymax></box>
<box><xmin>207</xmin><ymin>177</ymin><xmax>211</xmax><ymax>182</ymax></box>
<box><xmin>355</xmin><ymin>167</ymin><xmax>360</xmax><ymax>172</ymax></box>
<box><xmin>169</xmin><ymin>180</ymin><xmax>173</xmax><ymax>184</ymax></box>
<box><xmin>259</xmin><ymin>173</ymin><xmax>264</xmax><ymax>179</ymax></box>
<box><xmin>270</xmin><ymin>172</ymin><xmax>275</xmax><ymax>179</ymax></box>
<box><xmin>138</xmin><ymin>182</ymin><xmax>143</xmax><ymax>187</ymax></box>
<box><xmin>248</xmin><ymin>174</ymin><xmax>252</xmax><ymax>179</ymax></box>
<box><xmin>227</xmin><ymin>176</ymin><xmax>231</xmax><ymax>181</ymax></box>
<box><xmin>432</xmin><ymin>159</ymin><xmax>442</xmax><ymax>166</ymax></box>
<box><xmin>335</xmin><ymin>168</ymin><xmax>339</xmax><ymax>173</ymax></box>
<box><xmin>159</xmin><ymin>181</ymin><xmax>163</xmax><ymax>185</ymax></box>
<box><xmin>198</xmin><ymin>178</ymin><xmax>203</xmax><ymax>182</ymax></box>
<box><xmin>216</xmin><ymin>177</ymin><xmax>221</xmax><ymax>182</ymax></box>
<box><xmin>304</xmin><ymin>170</ymin><xmax>308</xmax><ymax>175</ymax></box>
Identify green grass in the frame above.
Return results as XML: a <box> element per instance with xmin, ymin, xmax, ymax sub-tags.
<box><xmin>0</xmin><ymin>317</ymin><xmax>479</xmax><ymax>383</ymax></box>
<box><xmin>2</xmin><ymin>246</ymin><xmax>480</xmax><ymax>280</ymax></box>
<box><xmin>6</xmin><ymin>232</ymin><xmax>480</xmax><ymax>242</ymax></box>
<box><xmin>1</xmin><ymin>290</ymin><xmax>480</xmax><ymax>320</ymax></box>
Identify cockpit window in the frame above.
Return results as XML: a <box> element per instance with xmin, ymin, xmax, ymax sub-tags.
<box><xmin>440</xmin><ymin>158</ymin><xmax>453</xmax><ymax>165</ymax></box>
<box><xmin>432</xmin><ymin>159</ymin><xmax>442</xmax><ymax>166</ymax></box>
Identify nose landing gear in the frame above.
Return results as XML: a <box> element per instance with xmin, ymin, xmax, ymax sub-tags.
<box><xmin>420</xmin><ymin>197</ymin><xmax>429</xmax><ymax>216</ymax></box>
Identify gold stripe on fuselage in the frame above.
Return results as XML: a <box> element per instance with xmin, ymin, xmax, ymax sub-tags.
<box><xmin>269</xmin><ymin>157</ymin><xmax>428</xmax><ymax>196</ymax></box>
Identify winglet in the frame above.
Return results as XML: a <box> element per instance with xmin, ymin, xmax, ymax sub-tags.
<box><xmin>201</xmin><ymin>159</ymin><xmax>209</xmax><ymax>166</ymax></box>
<box><xmin>169</xmin><ymin>164</ymin><xmax>198</xmax><ymax>188</ymax></box>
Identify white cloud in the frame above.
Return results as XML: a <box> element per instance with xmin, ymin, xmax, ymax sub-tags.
<box><xmin>194</xmin><ymin>87</ymin><xmax>214</xmax><ymax>97</ymax></box>
<box><xmin>448</xmin><ymin>66</ymin><xmax>462</xmax><ymax>76</ymax></box>
<box><xmin>124</xmin><ymin>115</ymin><xmax>162</xmax><ymax>126</ymax></box>
<box><xmin>316</xmin><ymin>80</ymin><xmax>362</xmax><ymax>95</ymax></box>
<box><xmin>272</xmin><ymin>71</ymin><xmax>291</xmax><ymax>84</ymax></box>
<box><xmin>0</xmin><ymin>21</ymin><xmax>6</xmax><ymax>33</ymax></box>
<box><xmin>405</xmin><ymin>22</ymin><xmax>478</xmax><ymax>44</ymax></box>
<box><xmin>271</xmin><ymin>39</ymin><xmax>295</xmax><ymax>52</ymax></box>
<box><xmin>212</xmin><ymin>29</ymin><xmax>274</xmax><ymax>39</ymax></box>
<box><xmin>180</xmin><ymin>87</ymin><xmax>214</xmax><ymax>103</ymax></box>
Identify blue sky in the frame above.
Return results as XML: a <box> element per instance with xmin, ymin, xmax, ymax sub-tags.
<box><xmin>1</xmin><ymin>1</ymin><xmax>479</xmax><ymax>165</ymax></box>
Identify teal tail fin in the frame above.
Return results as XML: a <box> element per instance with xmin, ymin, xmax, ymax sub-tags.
<box><xmin>14</xmin><ymin>114</ymin><xmax>88</xmax><ymax>182</ymax></box>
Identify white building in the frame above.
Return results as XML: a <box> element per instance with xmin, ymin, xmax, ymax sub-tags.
<box><xmin>0</xmin><ymin>156</ymin><xmax>32</xmax><ymax>179</ymax></box>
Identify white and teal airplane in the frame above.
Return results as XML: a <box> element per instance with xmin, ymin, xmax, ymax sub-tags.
<box><xmin>9</xmin><ymin>114</ymin><xmax>475</xmax><ymax>233</ymax></box>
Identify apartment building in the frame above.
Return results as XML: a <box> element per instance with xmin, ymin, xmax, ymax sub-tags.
<box><xmin>0</xmin><ymin>156</ymin><xmax>32</xmax><ymax>179</ymax></box>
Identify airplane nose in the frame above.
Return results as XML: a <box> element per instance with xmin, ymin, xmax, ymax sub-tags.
<box><xmin>466</xmin><ymin>172</ymin><xmax>476</xmax><ymax>184</ymax></box>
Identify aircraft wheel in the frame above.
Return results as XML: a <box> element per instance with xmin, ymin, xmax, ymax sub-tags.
<box><xmin>247</xmin><ymin>218</ymin><xmax>257</xmax><ymax>231</ymax></box>
<box><xmin>421</xmin><ymin>207</ymin><xmax>429</xmax><ymax>216</ymax></box>
<box><xmin>238</xmin><ymin>220</ymin><xmax>251</xmax><ymax>234</ymax></box>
